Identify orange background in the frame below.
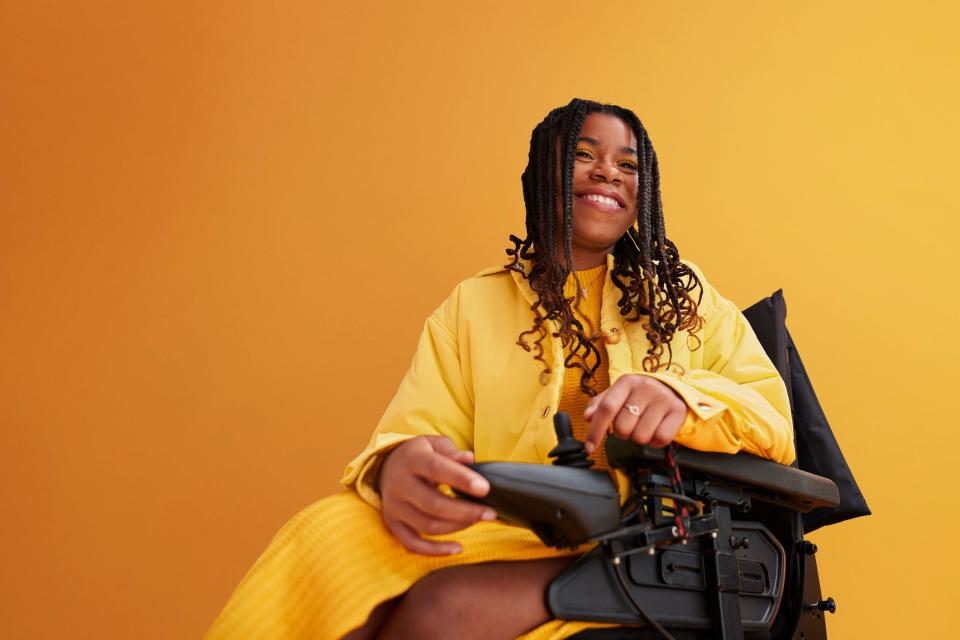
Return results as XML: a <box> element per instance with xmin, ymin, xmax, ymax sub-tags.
<box><xmin>2</xmin><ymin>2</ymin><xmax>958</xmax><ymax>637</ymax></box>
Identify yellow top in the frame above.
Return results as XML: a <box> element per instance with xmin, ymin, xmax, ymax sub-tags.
<box><xmin>558</xmin><ymin>262</ymin><xmax>611</xmax><ymax>470</ymax></box>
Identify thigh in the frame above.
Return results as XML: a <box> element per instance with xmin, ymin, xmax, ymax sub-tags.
<box><xmin>378</xmin><ymin>556</ymin><xmax>578</xmax><ymax>640</ymax></box>
<box><xmin>341</xmin><ymin>596</ymin><xmax>403</xmax><ymax>640</ymax></box>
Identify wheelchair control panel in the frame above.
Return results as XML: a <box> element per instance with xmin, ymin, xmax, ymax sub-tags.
<box><xmin>456</xmin><ymin>412</ymin><xmax>839</xmax><ymax>640</ymax></box>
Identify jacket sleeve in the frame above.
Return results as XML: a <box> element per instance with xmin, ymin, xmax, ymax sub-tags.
<box><xmin>635</xmin><ymin>262</ymin><xmax>797</xmax><ymax>465</ymax></box>
<box><xmin>340</xmin><ymin>285</ymin><xmax>474</xmax><ymax>509</ymax></box>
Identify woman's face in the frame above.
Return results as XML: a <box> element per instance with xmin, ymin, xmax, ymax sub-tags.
<box><xmin>557</xmin><ymin>112</ymin><xmax>640</xmax><ymax>262</ymax></box>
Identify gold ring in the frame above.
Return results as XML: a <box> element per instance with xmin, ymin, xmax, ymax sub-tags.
<box><xmin>625</xmin><ymin>404</ymin><xmax>641</xmax><ymax>416</ymax></box>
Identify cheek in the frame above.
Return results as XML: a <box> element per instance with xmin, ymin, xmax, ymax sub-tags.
<box><xmin>626</xmin><ymin>181</ymin><xmax>639</xmax><ymax>211</ymax></box>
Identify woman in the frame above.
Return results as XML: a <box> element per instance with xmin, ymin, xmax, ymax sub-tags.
<box><xmin>204</xmin><ymin>99</ymin><xmax>795</xmax><ymax>639</ymax></box>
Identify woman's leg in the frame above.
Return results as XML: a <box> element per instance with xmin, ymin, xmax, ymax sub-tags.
<box><xmin>340</xmin><ymin>597</ymin><xmax>402</xmax><ymax>640</ymax></box>
<box><xmin>376</xmin><ymin>557</ymin><xmax>577</xmax><ymax>640</ymax></box>
<box><xmin>206</xmin><ymin>492</ymin><xmax>581</xmax><ymax>640</ymax></box>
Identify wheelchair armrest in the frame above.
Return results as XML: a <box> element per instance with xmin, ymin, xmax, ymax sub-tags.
<box><xmin>606</xmin><ymin>437</ymin><xmax>840</xmax><ymax>512</ymax></box>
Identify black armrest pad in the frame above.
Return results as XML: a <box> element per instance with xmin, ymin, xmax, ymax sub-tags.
<box><xmin>605</xmin><ymin>438</ymin><xmax>840</xmax><ymax>512</ymax></box>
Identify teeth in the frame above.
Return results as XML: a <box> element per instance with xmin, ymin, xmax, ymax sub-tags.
<box><xmin>582</xmin><ymin>193</ymin><xmax>620</xmax><ymax>207</ymax></box>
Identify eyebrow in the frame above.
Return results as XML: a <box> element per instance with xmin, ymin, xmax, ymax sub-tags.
<box><xmin>577</xmin><ymin>136</ymin><xmax>637</xmax><ymax>156</ymax></box>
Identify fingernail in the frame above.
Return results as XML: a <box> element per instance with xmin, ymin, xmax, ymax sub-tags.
<box><xmin>584</xmin><ymin>441</ymin><xmax>595</xmax><ymax>454</ymax></box>
<box><xmin>481</xmin><ymin>510</ymin><xmax>496</xmax><ymax>521</ymax></box>
<box><xmin>470</xmin><ymin>478</ymin><xmax>490</xmax><ymax>494</ymax></box>
<box><xmin>448</xmin><ymin>544</ymin><xmax>462</xmax><ymax>554</ymax></box>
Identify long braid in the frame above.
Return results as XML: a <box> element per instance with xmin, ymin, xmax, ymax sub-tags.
<box><xmin>613</xmin><ymin>109</ymin><xmax>704</xmax><ymax>372</ymax></box>
<box><xmin>556</xmin><ymin>101</ymin><xmax>601</xmax><ymax>393</ymax></box>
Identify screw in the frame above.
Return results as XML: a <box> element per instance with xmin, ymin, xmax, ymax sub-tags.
<box><xmin>804</xmin><ymin>598</ymin><xmax>836</xmax><ymax>615</ymax></box>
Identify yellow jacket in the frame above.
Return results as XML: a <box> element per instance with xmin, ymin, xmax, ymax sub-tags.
<box><xmin>342</xmin><ymin>254</ymin><xmax>796</xmax><ymax>508</ymax></box>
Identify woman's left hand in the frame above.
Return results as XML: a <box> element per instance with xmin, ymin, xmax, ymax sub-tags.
<box><xmin>583</xmin><ymin>374</ymin><xmax>688</xmax><ymax>453</ymax></box>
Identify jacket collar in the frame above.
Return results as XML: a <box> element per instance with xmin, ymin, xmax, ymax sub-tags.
<box><xmin>509</xmin><ymin>252</ymin><xmax>617</xmax><ymax>307</ymax></box>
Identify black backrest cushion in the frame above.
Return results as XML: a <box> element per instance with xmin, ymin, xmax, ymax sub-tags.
<box><xmin>742</xmin><ymin>290</ymin><xmax>871</xmax><ymax>532</ymax></box>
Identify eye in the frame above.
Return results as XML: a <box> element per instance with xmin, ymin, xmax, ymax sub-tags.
<box><xmin>619</xmin><ymin>161</ymin><xmax>639</xmax><ymax>172</ymax></box>
<box><xmin>576</xmin><ymin>149</ymin><xmax>595</xmax><ymax>160</ymax></box>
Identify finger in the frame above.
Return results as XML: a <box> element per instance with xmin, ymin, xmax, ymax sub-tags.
<box><xmin>583</xmin><ymin>388</ymin><xmax>607</xmax><ymax>420</ymax></box>
<box><xmin>648</xmin><ymin>409</ymin><xmax>686</xmax><ymax>448</ymax></box>
<box><xmin>406</xmin><ymin>477</ymin><xmax>496</xmax><ymax>523</ymax></box>
<box><xmin>386</xmin><ymin>518</ymin><xmax>462</xmax><ymax>556</ymax></box>
<box><xmin>630</xmin><ymin>402</ymin><xmax>668</xmax><ymax>446</ymax></box>
<box><xmin>393</xmin><ymin>500</ymin><xmax>482</xmax><ymax>537</ymax></box>
<box><xmin>454</xmin><ymin>450</ymin><xmax>475</xmax><ymax>465</ymax></box>
<box><xmin>413</xmin><ymin>449</ymin><xmax>490</xmax><ymax>497</ymax></box>
<box><xmin>612</xmin><ymin>387</ymin><xmax>651</xmax><ymax>438</ymax></box>
<box><xmin>585</xmin><ymin>381</ymin><xmax>635</xmax><ymax>451</ymax></box>
<box><xmin>430</xmin><ymin>437</ymin><xmax>475</xmax><ymax>465</ymax></box>
<box><xmin>429</xmin><ymin>436</ymin><xmax>474</xmax><ymax>464</ymax></box>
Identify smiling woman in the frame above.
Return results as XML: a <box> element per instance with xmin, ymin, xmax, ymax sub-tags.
<box><xmin>203</xmin><ymin>99</ymin><xmax>795</xmax><ymax>640</ymax></box>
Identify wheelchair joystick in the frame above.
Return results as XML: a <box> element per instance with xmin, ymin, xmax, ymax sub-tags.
<box><xmin>547</xmin><ymin>412</ymin><xmax>594</xmax><ymax>469</ymax></box>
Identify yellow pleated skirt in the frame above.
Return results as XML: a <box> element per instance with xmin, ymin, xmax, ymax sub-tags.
<box><xmin>203</xmin><ymin>491</ymin><xmax>635</xmax><ymax>639</ymax></box>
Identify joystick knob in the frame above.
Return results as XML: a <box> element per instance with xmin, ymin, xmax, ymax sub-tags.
<box><xmin>548</xmin><ymin>412</ymin><xmax>594</xmax><ymax>468</ymax></box>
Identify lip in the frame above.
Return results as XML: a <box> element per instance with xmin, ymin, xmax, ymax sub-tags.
<box><xmin>574</xmin><ymin>187</ymin><xmax>626</xmax><ymax>211</ymax></box>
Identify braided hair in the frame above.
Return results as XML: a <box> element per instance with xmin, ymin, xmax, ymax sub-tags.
<box><xmin>505</xmin><ymin>98</ymin><xmax>704</xmax><ymax>396</ymax></box>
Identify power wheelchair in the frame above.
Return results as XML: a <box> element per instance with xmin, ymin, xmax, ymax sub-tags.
<box><xmin>459</xmin><ymin>290</ymin><xmax>869</xmax><ymax>640</ymax></box>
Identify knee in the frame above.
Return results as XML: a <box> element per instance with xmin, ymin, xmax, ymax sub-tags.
<box><xmin>385</xmin><ymin>567</ymin><xmax>484</xmax><ymax>638</ymax></box>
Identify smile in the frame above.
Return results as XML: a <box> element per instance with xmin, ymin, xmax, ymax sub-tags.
<box><xmin>576</xmin><ymin>193</ymin><xmax>625</xmax><ymax>212</ymax></box>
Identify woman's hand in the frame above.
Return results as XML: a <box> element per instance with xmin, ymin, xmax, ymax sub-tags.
<box><xmin>583</xmin><ymin>375</ymin><xmax>688</xmax><ymax>453</ymax></box>
<box><xmin>378</xmin><ymin>435</ymin><xmax>496</xmax><ymax>556</ymax></box>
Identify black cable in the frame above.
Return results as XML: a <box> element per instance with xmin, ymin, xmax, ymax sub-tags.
<box><xmin>608</xmin><ymin>550</ymin><xmax>676</xmax><ymax>640</ymax></box>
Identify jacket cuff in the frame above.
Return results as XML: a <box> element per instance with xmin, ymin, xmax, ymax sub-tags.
<box><xmin>634</xmin><ymin>371</ymin><xmax>729</xmax><ymax>422</ymax></box>
<box><xmin>631</xmin><ymin>371</ymin><xmax>743</xmax><ymax>454</ymax></box>
<box><xmin>340</xmin><ymin>432</ymin><xmax>419</xmax><ymax>509</ymax></box>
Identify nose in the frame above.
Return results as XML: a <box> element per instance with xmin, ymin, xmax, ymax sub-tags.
<box><xmin>590</xmin><ymin>158</ymin><xmax>621</xmax><ymax>184</ymax></box>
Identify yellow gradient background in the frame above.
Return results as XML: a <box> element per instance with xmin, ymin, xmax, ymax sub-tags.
<box><xmin>2</xmin><ymin>2</ymin><xmax>957</xmax><ymax>637</ymax></box>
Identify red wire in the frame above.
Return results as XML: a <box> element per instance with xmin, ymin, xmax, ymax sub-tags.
<box><xmin>666</xmin><ymin>444</ymin><xmax>690</xmax><ymax>539</ymax></box>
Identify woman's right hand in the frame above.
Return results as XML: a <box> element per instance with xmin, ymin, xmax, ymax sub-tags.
<box><xmin>378</xmin><ymin>435</ymin><xmax>496</xmax><ymax>555</ymax></box>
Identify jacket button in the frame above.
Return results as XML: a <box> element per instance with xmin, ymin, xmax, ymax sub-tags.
<box><xmin>696</xmin><ymin>401</ymin><xmax>712</xmax><ymax>410</ymax></box>
<box><xmin>604</xmin><ymin>326</ymin><xmax>623</xmax><ymax>344</ymax></box>
<box><xmin>541</xmin><ymin>406</ymin><xmax>550</xmax><ymax>418</ymax></box>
